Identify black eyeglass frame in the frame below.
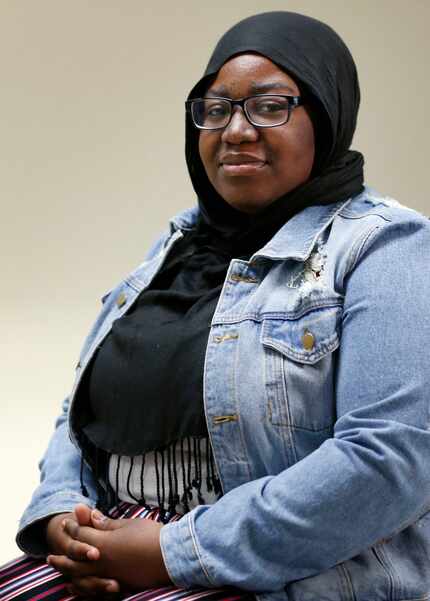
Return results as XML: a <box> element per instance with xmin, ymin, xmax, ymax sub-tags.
<box><xmin>185</xmin><ymin>94</ymin><xmax>303</xmax><ymax>130</ymax></box>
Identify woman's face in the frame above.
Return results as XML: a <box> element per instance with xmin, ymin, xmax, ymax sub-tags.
<box><xmin>198</xmin><ymin>53</ymin><xmax>315</xmax><ymax>214</ymax></box>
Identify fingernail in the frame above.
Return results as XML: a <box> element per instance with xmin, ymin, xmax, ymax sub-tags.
<box><xmin>92</xmin><ymin>508</ymin><xmax>107</xmax><ymax>522</ymax></box>
<box><xmin>106</xmin><ymin>580</ymin><xmax>119</xmax><ymax>593</ymax></box>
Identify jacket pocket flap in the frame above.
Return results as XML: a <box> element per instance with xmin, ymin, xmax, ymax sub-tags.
<box><xmin>261</xmin><ymin>306</ymin><xmax>341</xmax><ymax>365</ymax></box>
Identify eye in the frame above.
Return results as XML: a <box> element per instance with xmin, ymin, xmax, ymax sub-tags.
<box><xmin>206</xmin><ymin>102</ymin><xmax>229</xmax><ymax>118</ymax></box>
<box><xmin>253</xmin><ymin>99</ymin><xmax>288</xmax><ymax>114</ymax></box>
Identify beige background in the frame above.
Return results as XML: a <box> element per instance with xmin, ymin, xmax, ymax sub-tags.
<box><xmin>1</xmin><ymin>0</ymin><xmax>429</xmax><ymax>563</ymax></box>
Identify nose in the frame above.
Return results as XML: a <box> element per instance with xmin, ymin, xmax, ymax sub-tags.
<box><xmin>221</xmin><ymin>106</ymin><xmax>259</xmax><ymax>144</ymax></box>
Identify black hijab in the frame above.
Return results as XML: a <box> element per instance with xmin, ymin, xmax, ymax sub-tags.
<box><xmin>186</xmin><ymin>10</ymin><xmax>364</xmax><ymax>252</ymax></box>
<box><xmin>79</xmin><ymin>11</ymin><xmax>365</xmax><ymax>514</ymax></box>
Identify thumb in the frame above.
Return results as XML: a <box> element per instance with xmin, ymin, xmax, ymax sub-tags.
<box><xmin>73</xmin><ymin>503</ymin><xmax>93</xmax><ymax>526</ymax></box>
<box><xmin>90</xmin><ymin>509</ymin><xmax>124</xmax><ymax>531</ymax></box>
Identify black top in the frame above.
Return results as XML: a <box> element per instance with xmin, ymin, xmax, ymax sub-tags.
<box><xmin>83</xmin><ymin>219</ymin><xmax>241</xmax><ymax>456</ymax></box>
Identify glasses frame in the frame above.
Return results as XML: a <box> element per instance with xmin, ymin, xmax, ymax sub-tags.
<box><xmin>185</xmin><ymin>94</ymin><xmax>303</xmax><ymax>130</ymax></box>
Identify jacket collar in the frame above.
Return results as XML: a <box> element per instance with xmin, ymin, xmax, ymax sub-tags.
<box><xmin>251</xmin><ymin>198</ymin><xmax>351</xmax><ymax>262</ymax></box>
<box><xmin>169</xmin><ymin>197</ymin><xmax>352</xmax><ymax>263</ymax></box>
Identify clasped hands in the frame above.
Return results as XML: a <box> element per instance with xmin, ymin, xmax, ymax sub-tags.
<box><xmin>46</xmin><ymin>503</ymin><xmax>172</xmax><ymax>597</ymax></box>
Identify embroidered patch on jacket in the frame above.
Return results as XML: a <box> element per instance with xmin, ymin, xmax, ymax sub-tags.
<box><xmin>287</xmin><ymin>240</ymin><xmax>327</xmax><ymax>289</ymax></box>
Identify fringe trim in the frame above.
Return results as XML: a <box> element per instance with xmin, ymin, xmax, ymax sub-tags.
<box><xmin>92</xmin><ymin>436</ymin><xmax>222</xmax><ymax>522</ymax></box>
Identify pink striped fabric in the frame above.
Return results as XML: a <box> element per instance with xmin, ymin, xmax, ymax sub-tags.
<box><xmin>0</xmin><ymin>503</ymin><xmax>253</xmax><ymax>601</ymax></box>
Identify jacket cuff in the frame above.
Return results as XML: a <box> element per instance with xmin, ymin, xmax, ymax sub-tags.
<box><xmin>16</xmin><ymin>492</ymin><xmax>96</xmax><ymax>557</ymax></box>
<box><xmin>159</xmin><ymin>512</ymin><xmax>215</xmax><ymax>589</ymax></box>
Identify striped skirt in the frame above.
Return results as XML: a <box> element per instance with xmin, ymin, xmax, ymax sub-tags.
<box><xmin>0</xmin><ymin>502</ymin><xmax>254</xmax><ymax>601</ymax></box>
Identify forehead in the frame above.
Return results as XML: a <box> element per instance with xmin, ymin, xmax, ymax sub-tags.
<box><xmin>206</xmin><ymin>53</ymin><xmax>299</xmax><ymax>97</ymax></box>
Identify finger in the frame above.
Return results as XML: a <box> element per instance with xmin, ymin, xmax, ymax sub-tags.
<box><xmin>63</xmin><ymin>520</ymin><xmax>102</xmax><ymax>549</ymax></box>
<box><xmin>73</xmin><ymin>503</ymin><xmax>93</xmax><ymax>526</ymax></box>
<box><xmin>47</xmin><ymin>554</ymin><xmax>95</xmax><ymax>578</ymax></box>
<box><xmin>91</xmin><ymin>509</ymin><xmax>124</xmax><ymax>531</ymax></box>
<box><xmin>69</xmin><ymin>575</ymin><xmax>120</xmax><ymax>596</ymax></box>
<box><xmin>59</xmin><ymin>515</ymin><xmax>77</xmax><ymax>535</ymax></box>
<box><xmin>65</xmin><ymin>537</ymin><xmax>100</xmax><ymax>562</ymax></box>
<box><xmin>63</xmin><ymin>519</ymin><xmax>79</xmax><ymax>539</ymax></box>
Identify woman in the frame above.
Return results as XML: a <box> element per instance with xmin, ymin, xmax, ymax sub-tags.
<box><xmin>2</xmin><ymin>10</ymin><xmax>430</xmax><ymax>601</ymax></box>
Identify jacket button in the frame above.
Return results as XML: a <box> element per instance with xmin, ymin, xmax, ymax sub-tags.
<box><xmin>302</xmin><ymin>330</ymin><xmax>315</xmax><ymax>351</ymax></box>
<box><xmin>213</xmin><ymin>414</ymin><xmax>238</xmax><ymax>425</ymax></box>
<box><xmin>116</xmin><ymin>292</ymin><xmax>127</xmax><ymax>308</ymax></box>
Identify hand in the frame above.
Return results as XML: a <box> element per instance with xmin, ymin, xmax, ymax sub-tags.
<box><xmin>48</xmin><ymin>508</ymin><xmax>172</xmax><ymax>591</ymax></box>
<box><xmin>46</xmin><ymin>504</ymin><xmax>120</xmax><ymax>596</ymax></box>
<box><xmin>46</xmin><ymin>512</ymin><xmax>75</xmax><ymax>555</ymax></box>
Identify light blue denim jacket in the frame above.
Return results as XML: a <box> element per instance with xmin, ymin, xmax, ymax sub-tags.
<box><xmin>17</xmin><ymin>187</ymin><xmax>430</xmax><ymax>601</ymax></box>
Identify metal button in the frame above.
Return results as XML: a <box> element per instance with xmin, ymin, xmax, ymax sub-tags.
<box><xmin>302</xmin><ymin>330</ymin><xmax>315</xmax><ymax>351</ymax></box>
<box><xmin>213</xmin><ymin>414</ymin><xmax>238</xmax><ymax>425</ymax></box>
<box><xmin>213</xmin><ymin>333</ymin><xmax>239</xmax><ymax>343</ymax></box>
<box><xmin>116</xmin><ymin>292</ymin><xmax>127</xmax><ymax>308</ymax></box>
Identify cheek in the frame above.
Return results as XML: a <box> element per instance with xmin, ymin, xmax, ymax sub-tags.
<box><xmin>296</xmin><ymin>112</ymin><xmax>316</xmax><ymax>169</ymax></box>
<box><xmin>299</xmin><ymin>120</ymin><xmax>316</xmax><ymax>162</ymax></box>
<box><xmin>198</xmin><ymin>133</ymin><xmax>215</xmax><ymax>176</ymax></box>
<box><xmin>276</xmin><ymin>118</ymin><xmax>315</xmax><ymax>176</ymax></box>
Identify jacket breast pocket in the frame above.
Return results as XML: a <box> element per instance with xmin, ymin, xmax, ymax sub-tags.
<box><xmin>260</xmin><ymin>305</ymin><xmax>342</xmax><ymax>457</ymax></box>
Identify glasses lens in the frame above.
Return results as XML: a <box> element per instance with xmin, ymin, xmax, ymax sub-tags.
<box><xmin>246</xmin><ymin>96</ymin><xmax>290</xmax><ymax>126</ymax></box>
<box><xmin>192</xmin><ymin>99</ymin><xmax>231</xmax><ymax>129</ymax></box>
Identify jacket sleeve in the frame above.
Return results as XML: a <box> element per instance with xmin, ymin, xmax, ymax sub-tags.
<box><xmin>15</xmin><ymin>228</ymin><xmax>172</xmax><ymax>557</ymax></box>
<box><xmin>16</xmin><ymin>396</ymin><xmax>98</xmax><ymax>557</ymax></box>
<box><xmin>160</xmin><ymin>212</ymin><xmax>430</xmax><ymax>591</ymax></box>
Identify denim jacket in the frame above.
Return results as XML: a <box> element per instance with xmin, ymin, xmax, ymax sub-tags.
<box><xmin>17</xmin><ymin>187</ymin><xmax>430</xmax><ymax>601</ymax></box>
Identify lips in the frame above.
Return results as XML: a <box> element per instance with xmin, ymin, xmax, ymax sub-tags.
<box><xmin>219</xmin><ymin>153</ymin><xmax>267</xmax><ymax>176</ymax></box>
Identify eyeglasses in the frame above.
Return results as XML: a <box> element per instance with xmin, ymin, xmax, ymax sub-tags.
<box><xmin>185</xmin><ymin>94</ymin><xmax>303</xmax><ymax>130</ymax></box>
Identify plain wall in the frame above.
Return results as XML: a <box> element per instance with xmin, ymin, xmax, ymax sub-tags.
<box><xmin>1</xmin><ymin>0</ymin><xmax>429</xmax><ymax>563</ymax></box>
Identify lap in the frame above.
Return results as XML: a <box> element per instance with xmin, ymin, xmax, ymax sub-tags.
<box><xmin>0</xmin><ymin>503</ymin><xmax>253</xmax><ymax>601</ymax></box>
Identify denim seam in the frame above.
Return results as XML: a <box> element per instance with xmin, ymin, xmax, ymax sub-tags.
<box><xmin>233</xmin><ymin>333</ymin><xmax>253</xmax><ymax>478</ymax></box>
<box><xmin>277</xmin><ymin>423</ymin><xmax>334</xmax><ymax>433</ymax></box>
<box><xmin>30</xmin><ymin>491</ymin><xmax>89</xmax><ymax>503</ymax></box>
<box><xmin>372</xmin><ymin>545</ymin><xmax>395</xmax><ymax>599</ymax></box>
<box><xmin>339</xmin><ymin>208</ymin><xmax>392</xmax><ymax>222</ymax></box>
<box><xmin>336</xmin><ymin>563</ymin><xmax>356</xmax><ymax>601</ymax></box>
<box><xmin>281</xmin><ymin>352</ymin><xmax>298</xmax><ymax>463</ymax></box>
<box><xmin>18</xmin><ymin>494</ymin><xmax>95</xmax><ymax>538</ymax></box>
<box><xmin>266</xmin><ymin>349</ymin><xmax>284</xmax><ymax>426</ymax></box>
<box><xmin>266</xmin><ymin>348</ymin><xmax>289</xmax><ymax>428</ymax></box>
<box><xmin>262</xmin><ymin>335</ymin><xmax>339</xmax><ymax>365</ymax></box>
<box><xmin>345</xmin><ymin>224</ymin><xmax>381</xmax><ymax>275</ymax></box>
<box><xmin>378</xmin><ymin>543</ymin><xmax>402</xmax><ymax>600</ymax></box>
<box><xmin>202</xmin><ymin>341</ymin><xmax>226</xmax><ymax>498</ymax></box>
<box><xmin>188</xmin><ymin>513</ymin><xmax>216</xmax><ymax>586</ymax></box>
<box><xmin>158</xmin><ymin>529</ymin><xmax>178</xmax><ymax>588</ymax></box>
<box><xmin>253</xmin><ymin>198</ymin><xmax>350</xmax><ymax>263</ymax></box>
<box><xmin>125</xmin><ymin>277</ymin><xmax>148</xmax><ymax>292</ymax></box>
<box><xmin>264</xmin><ymin>346</ymin><xmax>274</xmax><ymax>424</ymax></box>
<box><xmin>213</xmin><ymin>301</ymin><xmax>344</xmax><ymax>324</ymax></box>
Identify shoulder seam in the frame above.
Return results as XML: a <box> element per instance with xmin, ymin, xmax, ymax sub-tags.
<box><xmin>344</xmin><ymin>224</ymin><xmax>381</xmax><ymax>275</ymax></box>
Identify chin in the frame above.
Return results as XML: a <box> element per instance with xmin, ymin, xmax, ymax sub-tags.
<box><xmin>224</xmin><ymin>196</ymin><xmax>275</xmax><ymax>214</ymax></box>
<box><xmin>218</xmin><ymin>186</ymin><xmax>276</xmax><ymax>213</ymax></box>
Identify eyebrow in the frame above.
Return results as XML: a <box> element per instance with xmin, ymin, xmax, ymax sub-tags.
<box><xmin>205</xmin><ymin>81</ymin><xmax>297</xmax><ymax>97</ymax></box>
